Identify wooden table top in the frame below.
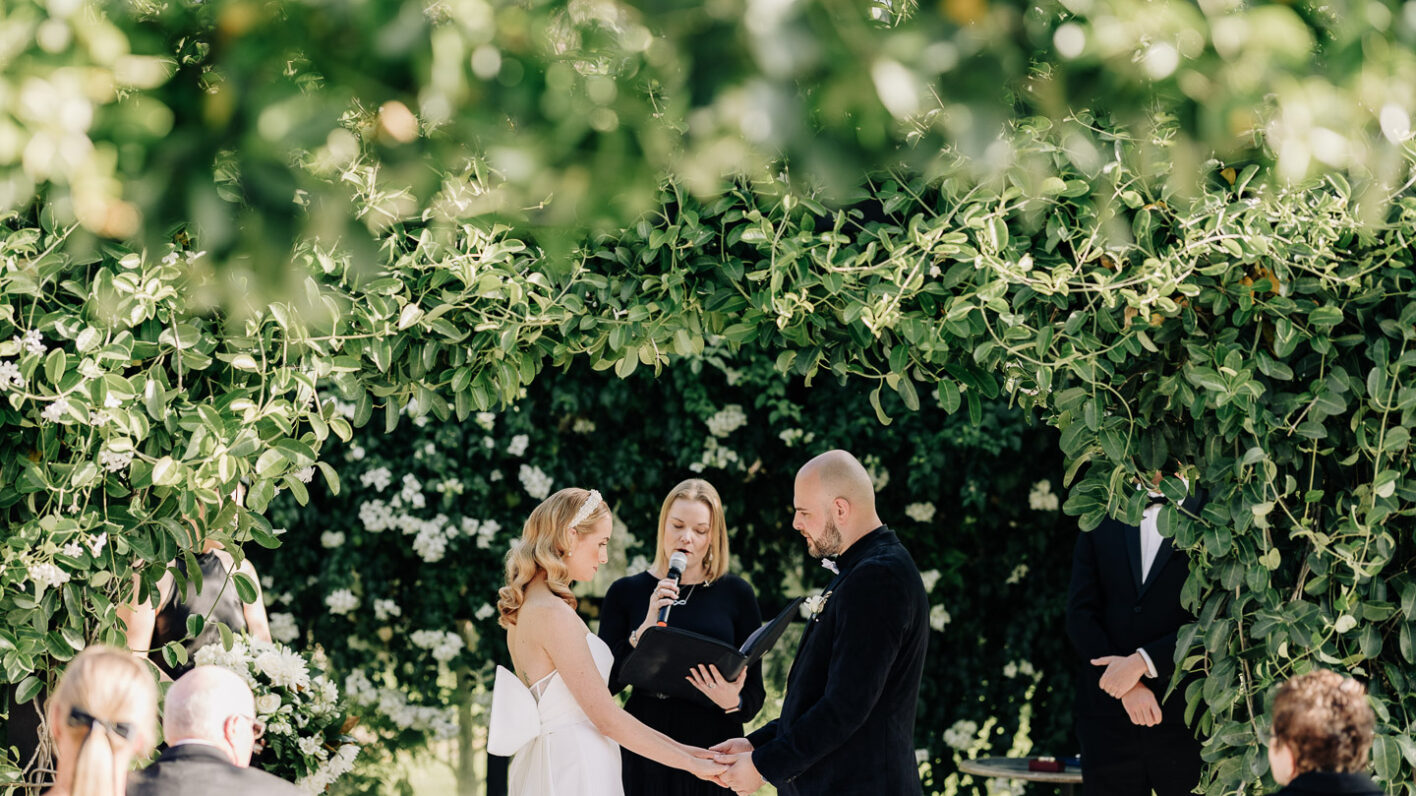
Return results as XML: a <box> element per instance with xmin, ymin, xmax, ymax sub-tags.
<box><xmin>957</xmin><ymin>757</ymin><xmax>1083</xmax><ymax>784</ymax></box>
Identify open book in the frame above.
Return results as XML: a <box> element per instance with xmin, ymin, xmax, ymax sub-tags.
<box><xmin>619</xmin><ymin>596</ymin><xmax>804</xmax><ymax>706</ymax></box>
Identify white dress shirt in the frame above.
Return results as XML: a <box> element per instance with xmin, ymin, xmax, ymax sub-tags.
<box><xmin>1134</xmin><ymin>477</ymin><xmax>1188</xmax><ymax>680</ymax></box>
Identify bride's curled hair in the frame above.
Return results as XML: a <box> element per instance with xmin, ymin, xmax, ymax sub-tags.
<box><xmin>498</xmin><ymin>487</ymin><xmax>610</xmax><ymax>628</ymax></box>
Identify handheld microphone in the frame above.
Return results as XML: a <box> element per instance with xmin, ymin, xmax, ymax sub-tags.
<box><xmin>656</xmin><ymin>551</ymin><xmax>688</xmax><ymax>626</ymax></box>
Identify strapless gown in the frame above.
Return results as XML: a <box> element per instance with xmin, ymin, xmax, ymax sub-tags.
<box><xmin>490</xmin><ymin>631</ymin><xmax>624</xmax><ymax>796</ymax></box>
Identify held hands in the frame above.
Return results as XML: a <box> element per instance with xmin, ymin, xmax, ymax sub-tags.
<box><xmin>1120</xmin><ymin>682</ymin><xmax>1162</xmax><ymax>727</ymax></box>
<box><xmin>709</xmin><ymin>740</ymin><xmax>763</xmax><ymax>795</ymax></box>
<box><xmin>635</xmin><ymin>577</ymin><xmax>681</xmax><ymax>644</ymax></box>
<box><xmin>1090</xmin><ymin>652</ymin><xmax>1148</xmax><ymax>699</ymax></box>
<box><xmin>684</xmin><ymin>745</ymin><xmax>727</xmax><ymax>782</ymax></box>
<box><xmin>686</xmin><ymin>664</ymin><xmax>746</xmax><ymax>711</ymax></box>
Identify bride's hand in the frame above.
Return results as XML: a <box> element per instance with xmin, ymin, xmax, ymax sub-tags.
<box><xmin>686</xmin><ymin>664</ymin><xmax>746</xmax><ymax>711</ymax></box>
<box><xmin>685</xmin><ymin>750</ymin><xmax>727</xmax><ymax>781</ymax></box>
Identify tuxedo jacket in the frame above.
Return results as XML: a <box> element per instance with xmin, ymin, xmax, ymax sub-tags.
<box><xmin>747</xmin><ymin>526</ymin><xmax>929</xmax><ymax>796</ymax></box>
<box><xmin>1065</xmin><ymin>492</ymin><xmax>1206</xmax><ymax>741</ymax></box>
<box><xmin>127</xmin><ymin>744</ymin><xmax>304</xmax><ymax>796</ymax></box>
<box><xmin>1272</xmin><ymin>771</ymin><xmax>1386</xmax><ymax>795</ymax></box>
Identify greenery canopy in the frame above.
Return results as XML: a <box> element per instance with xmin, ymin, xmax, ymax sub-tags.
<box><xmin>2</xmin><ymin>0</ymin><xmax>1415</xmax><ymax>793</ymax></box>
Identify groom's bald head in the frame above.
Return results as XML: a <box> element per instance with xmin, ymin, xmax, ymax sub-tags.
<box><xmin>797</xmin><ymin>451</ymin><xmax>876</xmax><ymax>515</ymax></box>
<box><xmin>794</xmin><ymin>451</ymin><xmax>883</xmax><ymax>548</ymax></box>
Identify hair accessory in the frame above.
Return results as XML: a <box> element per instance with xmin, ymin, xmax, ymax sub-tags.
<box><xmin>569</xmin><ymin>489</ymin><xmax>603</xmax><ymax>530</ymax></box>
<box><xmin>68</xmin><ymin>707</ymin><xmax>133</xmax><ymax>739</ymax></box>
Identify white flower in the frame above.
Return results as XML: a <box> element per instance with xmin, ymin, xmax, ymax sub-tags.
<box><xmin>943</xmin><ymin>719</ymin><xmax>978</xmax><ymax>751</ymax></box>
<box><xmin>801</xmin><ymin>590</ymin><xmax>832</xmax><ymax>621</ymax></box>
<box><xmin>1028</xmin><ymin>480</ymin><xmax>1059</xmax><ymax>511</ymax></box>
<box><xmin>373</xmin><ymin>599</ymin><xmax>402</xmax><ymax>622</ymax></box>
<box><xmin>628</xmin><ymin>554</ymin><xmax>650</xmax><ymax>574</ymax></box>
<box><xmin>518</xmin><ymin>464</ymin><xmax>553</xmax><ymax>500</ymax></box>
<box><xmin>691</xmin><ymin>437</ymin><xmax>741</xmax><ymax>472</ymax></box>
<box><xmin>360</xmin><ymin>466</ymin><xmax>392</xmax><ymax>492</ymax></box>
<box><xmin>705</xmin><ymin>405</ymin><xmax>747</xmax><ymax>437</ymax></box>
<box><xmin>320</xmin><ymin>531</ymin><xmax>345</xmax><ymax>549</ymax></box>
<box><xmin>987</xmin><ymin>777</ymin><xmax>1026</xmax><ymax>796</ymax></box>
<box><xmin>86</xmin><ymin>533</ymin><xmax>106</xmax><ymax>557</ymax></box>
<box><xmin>506</xmin><ymin>434</ymin><xmax>529</xmax><ymax>456</ymax></box>
<box><xmin>268</xmin><ymin>613</ymin><xmax>300</xmax><ymax>643</ymax></box>
<box><xmin>475</xmin><ymin>412</ymin><xmax>496</xmax><ymax>431</ymax></box>
<box><xmin>1006</xmin><ymin>563</ymin><xmax>1029</xmax><ymax>584</ymax></box>
<box><xmin>399</xmin><ymin>473</ymin><xmax>423</xmax><ymax>505</ymax></box>
<box><xmin>864</xmin><ymin>456</ymin><xmax>889</xmax><ymax>491</ymax></box>
<box><xmin>920</xmin><ymin>569</ymin><xmax>941</xmax><ymax>593</ymax></box>
<box><xmin>474</xmin><ymin>603</ymin><xmax>496</xmax><ymax>621</ymax></box>
<box><xmin>904</xmin><ymin>502</ymin><xmax>936</xmax><ymax>523</ymax></box>
<box><xmin>41</xmin><ymin>396</ymin><xmax>71</xmax><ymax>423</ymax></box>
<box><xmin>298</xmin><ymin>736</ymin><xmax>325</xmax><ymax>758</ymax></box>
<box><xmin>293</xmin><ymin>466</ymin><xmax>315</xmax><ymax>483</ymax></box>
<box><xmin>255</xmin><ymin>693</ymin><xmax>283</xmax><ymax>716</ymax></box>
<box><xmin>348</xmin><ymin>443</ymin><xmax>365</xmax><ymax>461</ymax></box>
<box><xmin>411</xmin><ymin>630</ymin><xmax>464</xmax><ymax>662</ymax></box>
<box><xmin>344</xmin><ymin>670</ymin><xmax>376</xmax><ymax>705</ymax></box>
<box><xmin>0</xmin><ymin>360</ymin><xmax>25</xmax><ymax>390</ymax></box>
<box><xmin>29</xmin><ymin>562</ymin><xmax>70</xmax><ymax>590</ymax></box>
<box><xmin>572</xmin><ymin>418</ymin><xmax>596</xmax><ymax>434</ymax></box>
<box><xmin>489</xmin><ymin>469</ymin><xmax>503</xmax><ymax>482</ymax></box>
<box><xmin>483</xmin><ymin>436</ymin><xmax>495</xmax><ymax>450</ymax></box>
<box><xmin>778</xmin><ymin>428</ymin><xmax>804</xmax><ymax>445</ymax></box>
<box><xmin>915</xmin><ymin>748</ymin><xmax>930</xmax><ymax>765</ymax></box>
<box><xmin>358</xmin><ymin>499</ymin><xmax>394</xmax><ymax>532</ymax></box>
<box><xmin>1003</xmin><ymin>661</ymin><xmax>1019</xmax><ymax>678</ymax></box>
<box><xmin>98</xmin><ymin>448</ymin><xmax>132</xmax><ymax>473</ymax></box>
<box><xmin>326</xmin><ymin>589</ymin><xmax>358</xmax><ymax>615</ymax></box>
<box><xmin>61</xmin><ymin>542</ymin><xmax>84</xmax><ymax>559</ymax></box>
<box><xmin>19</xmin><ymin>329</ymin><xmax>45</xmax><ymax>356</ymax></box>
<box><xmin>412</xmin><ymin>525</ymin><xmax>448</xmax><ymax>562</ymax></box>
<box><xmin>253</xmin><ymin>644</ymin><xmax>311</xmax><ymax>690</ymax></box>
<box><xmin>929</xmin><ymin>603</ymin><xmax>951</xmax><ymax>633</ymax></box>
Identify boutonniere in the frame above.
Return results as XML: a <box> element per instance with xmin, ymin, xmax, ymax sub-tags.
<box><xmin>803</xmin><ymin>590</ymin><xmax>833</xmax><ymax>622</ymax></box>
<box><xmin>821</xmin><ymin>558</ymin><xmax>839</xmax><ymax>575</ymax></box>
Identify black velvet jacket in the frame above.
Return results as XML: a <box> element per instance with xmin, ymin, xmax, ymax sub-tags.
<box><xmin>747</xmin><ymin>526</ymin><xmax>929</xmax><ymax>796</ymax></box>
<box><xmin>1065</xmin><ymin>491</ymin><xmax>1206</xmax><ymax>738</ymax></box>
<box><xmin>1272</xmin><ymin>771</ymin><xmax>1386</xmax><ymax>795</ymax></box>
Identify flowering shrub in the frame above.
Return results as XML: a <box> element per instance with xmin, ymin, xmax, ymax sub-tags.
<box><xmin>193</xmin><ymin>637</ymin><xmax>359</xmax><ymax>792</ymax></box>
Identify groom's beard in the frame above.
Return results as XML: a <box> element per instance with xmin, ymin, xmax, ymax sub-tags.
<box><xmin>807</xmin><ymin>517</ymin><xmax>844</xmax><ymax>559</ymax></box>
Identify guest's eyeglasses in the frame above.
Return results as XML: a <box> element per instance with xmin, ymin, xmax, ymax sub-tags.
<box><xmin>232</xmin><ymin>713</ymin><xmax>266</xmax><ymax>741</ymax></box>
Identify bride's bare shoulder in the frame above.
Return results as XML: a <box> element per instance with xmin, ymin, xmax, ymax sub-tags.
<box><xmin>516</xmin><ymin>586</ymin><xmax>580</xmax><ymax>629</ymax></box>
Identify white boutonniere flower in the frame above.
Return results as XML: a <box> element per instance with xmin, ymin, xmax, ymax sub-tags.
<box><xmin>802</xmin><ymin>590</ymin><xmax>833</xmax><ymax>622</ymax></box>
<box><xmin>821</xmin><ymin>558</ymin><xmax>839</xmax><ymax>575</ymax></box>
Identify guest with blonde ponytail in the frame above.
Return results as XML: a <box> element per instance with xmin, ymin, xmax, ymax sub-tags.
<box><xmin>43</xmin><ymin>645</ymin><xmax>157</xmax><ymax>796</ymax></box>
<box><xmin>490</xmin><ymin>487</ymin><xmax>725</xmax><ymax>796</ymax></box>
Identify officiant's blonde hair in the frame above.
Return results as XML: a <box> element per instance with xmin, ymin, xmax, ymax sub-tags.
<box><xmin>651</xmin><ymin>478</ymin><xmax>730</xmax><ymax>584</ymax></box>
<box><xmin>498</xmin><ymin>487</ymin><xmax>611</xmax><ymax>628</ymax></box>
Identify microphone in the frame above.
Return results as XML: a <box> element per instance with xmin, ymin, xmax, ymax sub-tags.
<box><xmin>656</xmin><ymin>551</ymin><xmax>688</xmax><ymax>626</ymax></box>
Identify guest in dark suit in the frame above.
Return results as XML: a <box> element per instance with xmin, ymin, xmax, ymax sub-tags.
<box><xmin>127</xmin><ymin>666</ymin><xmax>302</xmax><ymax>796</ymax></box>
<box><xmin>711</xmin><ymin>450</ymin><xmax>930</xmax><ymax>796</ymax></box>
<box><xmin>1065</xmin><ymin>476</ymin><xmax>1206</xmax><ymax>796</ymax></box>
<box><xmin>1266</xmin><ymin>669</ymin><xmax>1385</xmax><ymax>796</ymax></box>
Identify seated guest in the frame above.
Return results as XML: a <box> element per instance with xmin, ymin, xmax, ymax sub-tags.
<box><xmin>44</xmin><ymin>645</ymin><xmax>158</xmax><ymax>796</ymax></box>
<box><xmin>126</xmin><ymin>666</ymin><xmax>301</xmax><ymax>796</ymax></box>
<box><xmin>1267</xmin><ymin>669</ymin><xmax>1385</xmax><ymax>795</ymax></box>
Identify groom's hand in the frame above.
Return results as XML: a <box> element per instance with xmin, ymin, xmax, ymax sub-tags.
<box><xmin>712</xmin><ymin>751</ymin><xmax>763</xmax><ymax>794</ymax></box>
<box><xmin>1091</xmin><ymin>652</ymin><xmax>1147</xmax><ymax>698</ymax></box>
<box><xmin>709</xmin><ymin>737</ymin><xmax>753</xmax><ymax>755</ymax></box>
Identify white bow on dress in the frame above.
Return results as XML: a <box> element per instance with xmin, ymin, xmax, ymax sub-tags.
<box><xmin>488</xmin><ymin>665</ymin><xmax>540</xmax><ymax>757</ymax></box>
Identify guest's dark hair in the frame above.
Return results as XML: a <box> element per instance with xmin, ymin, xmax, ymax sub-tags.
<box><xmin>1271</xmin><ymin>669</ymin><xmax>1374</xmax><ymax>775</ymax></box>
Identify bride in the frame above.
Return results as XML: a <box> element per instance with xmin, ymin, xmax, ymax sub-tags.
<box><xmin>493</xmin><ymin>487</ymin><xmax>725</xmax><ymax>795</ymax></box>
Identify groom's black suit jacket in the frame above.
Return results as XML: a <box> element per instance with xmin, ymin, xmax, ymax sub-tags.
<box><xmin>127</xmin><ymin>744</ymin><xmax>304</xmax><ymax>796</ymax></box>
<box><xmin>1065</xmin><ymin>491</ymin><xmax>1206</xmax><ymax>765</ymax></box>
<box><xmin>748</xmin><ymin>526</ymin><xmax>929</xmax><ymax>796</ymax></box>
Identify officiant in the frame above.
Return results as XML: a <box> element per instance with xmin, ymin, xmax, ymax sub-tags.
<box><xmin>599</xmin><ymin>478</ymin><xmax>766</xmax><ymax>796</ymax></box>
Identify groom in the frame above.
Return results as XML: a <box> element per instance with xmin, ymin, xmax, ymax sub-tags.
<box><xmin>711</xmin><ymin>450</ymin><xmax>930</xmax><ymax>795</ymax></box>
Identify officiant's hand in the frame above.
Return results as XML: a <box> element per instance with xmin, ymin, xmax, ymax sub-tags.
<box><xmin>1091</xmin><ymin>652</ymin><xmax>1147</xmax><ymax>698</ymax></box>
<box><xmin>713</xmin><ymin>751</ymin><xmax>763</xmax><ymax>794</ymax></box>
<box><xmin>687</xmin><ymin>664</ymin><xmax>746</xmax><ymax>711</ymax></box>
<box><xmin>633</xmin><ymin>577</ymin><xmax>682</xmax><ymax>645</ymax></box>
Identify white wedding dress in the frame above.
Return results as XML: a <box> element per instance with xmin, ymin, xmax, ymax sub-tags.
<box><xmin>489</xmin><ymin>631</ymin><xmax>624</xmax><ymax>796</ymax></box>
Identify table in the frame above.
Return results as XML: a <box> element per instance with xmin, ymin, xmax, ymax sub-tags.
<box><xmin>957</xmin><ymin>757</ymin><xmax>1083</xmax><ymax>795</ymax></box>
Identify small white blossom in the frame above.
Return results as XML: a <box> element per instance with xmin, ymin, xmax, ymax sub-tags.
<box><xmin>320</xmin><ymin>531</ymin><xmax>345</xmax><ymax>549</ymax></box>
<box><xmin>85</xmin><ymin>533</ymin><xmax>106</xmax><ymax>557</ymax></box>
<box><xmin>705</xmin><ymin>405</ymin><xmax>747</xmax><ymax>437</ymax></box>
<box><xmin>518</xmin><ymin>464</ymin><xmax>553</xmax><ymax>500</ymax></box>
<box><xmin>41</xmin><ymin>396</ymin><xmax>71</xmax><ymax>423</ymax></box>
<box><xmin>373</xmin><ymin>599</ymin><xmax>402</xmax><ymax>622</ymax></box>
<box><xmin>29</xmin><ymin>562</ymin><xmax>70</xmax><ymax>590</ymax></box>
<box><xmin>411</xmin><ymin>629</ymin><xmax>464</xmax><ymax>662</ymax></box>
<box><xmin>864</xmin><ymin>456</ymin><xmax>890</xmax><ymax>491</ymax></box>
<box><xmin>348</xmin><ymin>443</ymin><xmax>365</xmax><ymax>461</ymax></box>
<box><xmin>778</xmin><ymin>428</ymin><xmax>807</xmax><ymax>446</ymax></box>
<box><xmin>987</xmin><ymin>777</ymin><xmax>1026</xmax><ymax>796</ymax></box>
<box><xmin>489</xmin><ymin>469</ymin><xmax>503</xmax><ymax>482</ymax></box>
<box><xmin>1003</xmin><ymin>661</ymin><xmax>1019</xmax><ymax>678</ymax></box>
<box><xmin>475</xmin><ymin>602</ymin><xmax>496</xmax><ymax>621</ymax></box>
<box><xmin>904</xmin><ymin>502</ymin><xmax>936</xmax><ymax>523</ymax></box>
<box><xmin>943</xmin><ymin>719</ymin><xmax>978</xmax><ymax>751</ymax></box>
<box><xmin>929</xmin><ymin>603</ymin><xmax>951</xmax><ymax>633</ymax></box>
<box><xmin>1028</xmin><ymin>480</ymin><xmax>1059</xmax><ymax>512</ymax></box>
<box><xmin>412</xmin><ymin>525</ymin><xmax>448</xmax><ymax>562</ymax></box>
<box><xmin>326</xmin><ymin>589</ymin><xmax>358</xmax><ymax>615</ymax></box>
<box><xmin>358</xmin><ymin>499</ymin><xmax>394</xmax><ymax>532</ymax></box>
<box><xmin>399</xmin><ymin>473</ymin><xmax>423</xmax><ymax>504</ymax></box>
<box><xmin>1006</xmin><ymin>563</ymin><xmax>1029</xmax><ymax>584</ymax></box>
<box><xmin>268</xmin><ymin>613</ymin><xmax>300</xmax><ymax>643</ymax></box>
<box><xmin>506</xmin><ymin>434</ymin><xmax>529</xmax><ymax>456</ymax></box>
<box><xmin>360</xmin><ymin>466</ymin><xmax>392</xmax><ymax>492</ymax></box>
<box><xmin>572</xmin><ymin>418</ymin><xmax>596</xmax><ymax>434</ymax></box>
<box><xmin>0</xmin><ymin>360</ymin><xmax>25</xmax><ymax>390</ymax></box>
<box><xmin>99</xmin><ymin>448</ymin><xmax>132</xmax><ymax>473</ymax></box>
<box><xmin>475</xmin><ymin>412</ymin><xmax>496</xmax><ymax>431</ymax></box>
<box><xmin>920</xmin><ymin>569</ymin><xmax>941</xmax><ymax>593</ymax></box>
<box><xmin>293</xmin><ymin>466</ymin><xmax>315</xmax><ymax>483</ymax></box>
<box><xmin>298</xmin><ymin>736</ymin><xmax>324</xmax><ymax>758</ymax></box>
<box><xmin>19</xmin><ymin>329</ymin><xmax>45</xmax><ymax>356</ymax></box>
<box><xmin>483</xmin><ymin>436</ymin><xmax>495</xmax><ymax>450</ymax></box>
<box><xmin>61</xmin><ymin>542</ymin><xmax>84</xmax><ymax>559</ymax></box>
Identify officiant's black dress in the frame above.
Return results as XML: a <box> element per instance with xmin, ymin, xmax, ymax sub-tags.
<box><xmin>600</xmin><ymin>571</ymin><xmax>766</xmax><ymax>796</ymax></box>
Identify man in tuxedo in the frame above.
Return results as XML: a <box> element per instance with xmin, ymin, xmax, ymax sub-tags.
<box><xmin>711</xmin><ymin>450</ymin><xmax>930</xmax><ymax>795</ymax></box>
<box><xmin>1065</xmin><ymin>475</ymin><xmax>1206</xmax><ymax>796</ymax></box>
<box><xmin>127</xmin><ymin>666</ymin><xmax>303</xmax><ymax>796</ymax></box>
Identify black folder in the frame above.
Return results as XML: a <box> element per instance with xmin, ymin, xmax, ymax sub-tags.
<box><xmin>619</xmin><ymin>596</ymin><xmax>804</xmax><ymax>706</ymax></box>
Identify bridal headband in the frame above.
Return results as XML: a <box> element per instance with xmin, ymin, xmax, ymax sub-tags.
<box><xmin>569</xmin><ymin>489</ymin><xmax>603</xmax><ymax>530</ymax></box>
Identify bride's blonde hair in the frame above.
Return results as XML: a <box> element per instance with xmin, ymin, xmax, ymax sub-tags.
<box><xmin>498</xmin><ymin>487</ymin><xmax>610</xmax><ymax>628</ymax></box>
